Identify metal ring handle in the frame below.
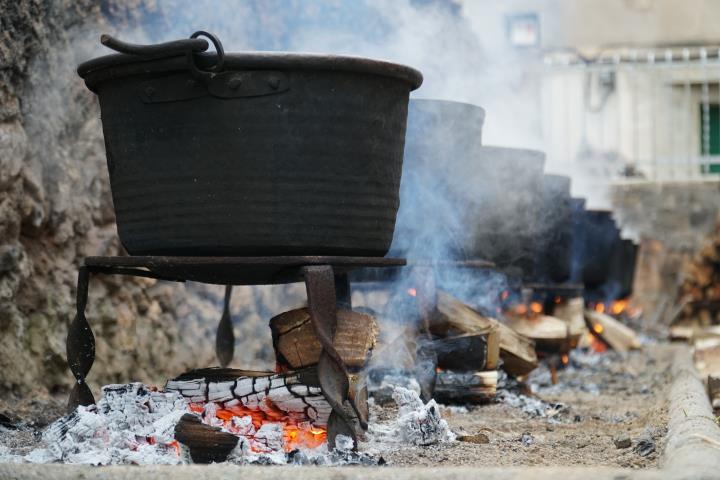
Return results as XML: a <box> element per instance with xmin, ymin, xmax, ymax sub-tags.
<box><xmin>189</xmin><ymin>31</ymin><xmax>225</xmax><ymax>74</ymax></box>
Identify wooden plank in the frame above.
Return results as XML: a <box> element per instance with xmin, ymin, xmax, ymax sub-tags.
<box><xmin>433</xmin><ymin>291</ymin><xmax>537</xmax><ymax>376</ymax></box>
<box><xmin>505</xmin><ymin>313</ymin><xmax>575</xmax><ymax>353</ymax></box>
<box><xmin>585</xmin><ymin>310</ymin><xmax>641</xmax><ymax>352</ymax></box>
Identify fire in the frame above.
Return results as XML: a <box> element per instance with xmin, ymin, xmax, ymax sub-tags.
<box><xmin>554</xmin><ymin>296</ymin><xmax>562</xmax><ymax>304</ymax></box>
<box><xmin>594</xmin><ymin>303</ymin><xmax>605</xmax><ymax>313</ymax></box>
<box><xmin>561</xmin><ymin>354</ymin><xmax>569</xmax><ymax>365</ymax></box>
<box><xmin>189</xmin><ymin>403</ymin><xmax>327</xmax><ymax>452</ymax></box>
<box><xmin>515</xmin><ymin>304</ymin><xmax>528</xmax><ymax>315</ymax></box>
<box><xmin>592</xmin><ymin>323</ymin><xmax>604</xmax><ymax>334</ymax></box>
<box><xmin>407</xmin><ymin>287</ymin><xmax>417</xmax><ymax>297</ymax></box>
<box><xmin>530</xmin><ymin>302</ymin><xmax>543</xmax><ymax>314</ymax></box>
<box><xmin>500</xmin><ymin>290</ymin><xmax>510</xmax><ymax>301</ymax></box>
<box><xmin>586</xmin><ymin>331</ymin><xmax>608</xmax><ymax>353</ymax></box>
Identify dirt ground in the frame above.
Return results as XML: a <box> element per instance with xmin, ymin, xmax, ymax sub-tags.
<box><xmin>369</xmin><ymin>343</ymin><xmax>673</xmax><ymax>468</ymax></box>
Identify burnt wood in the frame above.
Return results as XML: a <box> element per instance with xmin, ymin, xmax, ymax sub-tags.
<box><xmin>174</xmin><ymin>413</ymin><xmax>239</xmax><ymax>463</ymax></box>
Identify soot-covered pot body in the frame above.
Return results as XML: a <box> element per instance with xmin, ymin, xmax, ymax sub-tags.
<box><xmin>78</xmin><ymin>33</ymin><xmax>423</xmax><ymax>256</ymax></box>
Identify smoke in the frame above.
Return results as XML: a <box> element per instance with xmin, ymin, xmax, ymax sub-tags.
<box><xmin>71</xmin><ymin>0</ymin><xmax>574</xmax><ymax>370</ymax></box>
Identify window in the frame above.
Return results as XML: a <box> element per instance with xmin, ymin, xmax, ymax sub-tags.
<box><xmin>699</xmin><ymin>104</ymin><xmax>720</xmax><ymax>173</ymax></box>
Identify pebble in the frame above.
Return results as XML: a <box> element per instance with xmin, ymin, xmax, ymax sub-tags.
<box><xmin>634</xmin><ymin>438</ymin><xmax>655</xmax><ymax>457</ymax></box>
<box><xmin>613</xmin><ymin>434</ymin><xmax>632</xmax><ymax>449</ymax></box>
<box><xmin>521</xmin><ymin>432</ymin><xmax>534</xmax><ymax>446</ymax></box>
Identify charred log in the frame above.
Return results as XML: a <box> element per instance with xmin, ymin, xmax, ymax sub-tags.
<box><xmin>174</xmin><ymin>413</ymin><xmax>239</xmax><ymax>464</ymax></box>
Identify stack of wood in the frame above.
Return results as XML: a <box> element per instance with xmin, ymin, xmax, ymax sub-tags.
<box><xmin>427</xmin><ymin>291</ymin><xmax>538</xmax><ymax>403</ymax></box>
<box><xmin>673</xmin><ymin>218</ymin><xmax>720</xmax><ymax>340</ymax></box>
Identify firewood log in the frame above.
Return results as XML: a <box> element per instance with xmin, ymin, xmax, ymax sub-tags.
<box><xmin>174</xmin><ymin>413</ymin><xmax>239</xmax><ymax>463</ymax></box>
<box><xmin>165</xmin><ymin>367</ymin><xmax>332</xmax><ymax>428</ymax></box>
<box><xmin>432</xmin><ymin>333</ymin><xmax>499</xmax><ymax>372</ymax></box>
<box><xmin>504</xmin><ymin>314</ymin><xmax>575</xmax><ymax>354</ymax></box>
<box><xmin>432</xmin><ymin>291</ymin><xmax>538</xmax><ymax>376</ymax></box>
<box><xmin>270</xmin><ymin>308</ymin><xmax>378</xmax><ymax>370</ymax></box>
<box><xmin>585</xmin><ymin>310</ymin><xmax>641</xmax><ymax>352</ymax></box>
<box><xmin>433</xmin><ymin>370</ymin><xmax>498</xmax><ymax>404</ymax></box>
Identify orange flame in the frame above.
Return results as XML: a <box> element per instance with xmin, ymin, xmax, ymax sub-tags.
<box><xmin>587</xmin><ymin>331</ymin><xmax>608</xmax><ymax>353</ymax></box>
<box><xmin>561</xmin><ymin>354</ymin><xmax>569</xmax><ymax>365</ymax></box>
<box><xmin>592</xmin><ymin>323</ymin><xmax>604</xmax><ymax>334</ymax></box>
<box><xmin>530</xmin><ymin>302</ymin><xmax>543</xmax><ymax>314</ymax></box>
<box><xmin>594</xmin><ymin>303</ymin><xmax>605</xmax><ymax>313</ymax></box>
<box><xmin>407</xmin><ymin>288</ymin><xmax>417</xmax><ymax>297</ymax></box>
<box><xmin>554</xmin><ymin>296</ymin><xmax>562</xmax><ymax>304</ymax></box>
<box><xmin>515</xmin><ymin>304</ymin><xmax>528</xmax><ymax>315</ymax></box>
<box><xmin>189</xmin><ymin>403</ymin><xmax>327</xmax><ymax>452</ymax></box>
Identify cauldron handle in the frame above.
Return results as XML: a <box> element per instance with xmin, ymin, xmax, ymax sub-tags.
<box><xmin>100</xmin><ymin>34</ymin><xmax>209</xmax><ymax>58</ymax></box>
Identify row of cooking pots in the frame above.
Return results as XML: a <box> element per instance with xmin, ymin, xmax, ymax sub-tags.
<box><xmin>391</xmin><ymin>99</ymin><xmax>638</xmax><ymax>298</ymax></box>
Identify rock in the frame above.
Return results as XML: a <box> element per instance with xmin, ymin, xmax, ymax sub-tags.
<box><xmin>521</xmin><ymin>432</ymin><xmax>534</xmax><ymax>446</ymax></box>
<box><xmin>634</xmin><ymin>437</ymin><xmax>655</xmax><ymax>457</ymax></box>
<box><xmin>457</xmin><ymin>433</ymin><xmax>490</xmax><ymax>444</ymax></box>
<box><xmin>613</xmin><ymin>433</ymin><xmax>632</xmax><ymax>449</ymax></box>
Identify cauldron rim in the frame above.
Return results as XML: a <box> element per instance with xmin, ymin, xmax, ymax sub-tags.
<box><xmin>78</xmin><ymin>50</ymin><xmax>423</xmax><ymax>91</ymax></box>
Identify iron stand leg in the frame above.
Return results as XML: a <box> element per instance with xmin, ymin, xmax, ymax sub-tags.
<box><xmin>216</xmin><ymin>285</ymin><xmax>235</xmax><ymax>367</ymax></box>
<box><xmin>66</xmin><ymin>267</ymin><xmax>96</xmax><ymax>412</ymax></box>
<box><xmin>303</xmin><ymin>265</ymin><xmax>356</xmax><ymax>450</ymax></box>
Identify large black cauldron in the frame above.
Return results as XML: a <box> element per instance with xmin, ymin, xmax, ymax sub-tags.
<box><xmin>389</xmin><ymin>99</ymin><xmax>486</xmax><ymax>259</ymax></box>
<box><xmin>78</xmin><ymin>32</ymin><xmax>422</xmax><ymax>256</ymax></box>
<box><xmin>577</xmin><ymin>210</ymin><xmax>620</xmax><ymax>289</ymax></box>
<box><xmin>469</xmin><ymin>146</ymin><xmax>545</xmax><ymax>277</ymax></box>
<box><xmin>534</xmin><ymin>175</ymin><xmax>572</xmax><ymax>283</ymax></box>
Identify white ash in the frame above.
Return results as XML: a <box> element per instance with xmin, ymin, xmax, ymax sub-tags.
<box><xmin>367</xmin><ymin>386</ymin><xmax>455</xmax><ymax>447</ymax></box>
<box><xmin>368</xmin><ymin>373</ymin><xmax>422</xmax><ymax>405</ymax></box>
<box><xmin>16</xmin><ymin>383</ymin><xmax>188</xmax><ymax>465</ymax></box>
<box><xmin>496</xmin><ymin>390</ymin><xmax>568</xmax><ymax>420</ymax></box>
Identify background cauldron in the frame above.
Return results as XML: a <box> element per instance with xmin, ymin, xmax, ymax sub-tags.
<box><xmin>577</xmin><ymin>210</ymin><xmax>620</xmax><ymax>289</ymax></box>
<box><xmin>78</xmin><ymin>32</ymin><xmax>423</xmax><ymax>257</ymax></box>
<box><xmin>533</xmin><ymin>174</ymin><xmax>572</xmax><ymax>283</ymax></box>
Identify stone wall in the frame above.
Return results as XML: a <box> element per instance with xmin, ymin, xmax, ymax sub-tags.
<box><xmin>0</xmin><ymin>1</ymin><xmax>297</xmax><ymax>398</ymax></box>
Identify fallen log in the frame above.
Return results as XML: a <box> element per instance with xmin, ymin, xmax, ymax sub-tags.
<box><xmin>585</xmin><ymin>310</ymin><xmax>641</xmax><ymax>352</ymax></box>
<box><xmin>433</xmin><ymin>370</ymin><xmax>498</xmax><ymax>404</ymax></box>
<box><xmin>174</xmin><ymin>413</ymin><xmax>239</xmax><ymax>464</ymax></box>
<box><xmin>505</xmin><ymin>313</ymin><xmax>576</xmax><ymax>354</ymax></box>
<box><xmin>432</xmin><ymin>291</ymin><xmax>538</xmax><ymax>376</ymax></box>
<box><xmin>165</xmin><ymin>367</ymin><xmax>332</xmax><ymax>428</ymax></box>
<box><xmin>433</xmin><ymin>332</ymin><xmax>499</xmax><ymax>372</ymax></box>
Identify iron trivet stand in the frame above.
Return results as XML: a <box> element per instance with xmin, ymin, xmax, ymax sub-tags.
<box><xmin>66</xmin><ymin>255</ymin><xmax>405</xmax><ymax>449</ymax></box>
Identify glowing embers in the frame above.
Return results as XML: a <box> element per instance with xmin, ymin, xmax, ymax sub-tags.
<box><xmin>187</xmin><ymin>403</ymin><xmax>327</xmax><ymax>453</ymax></box>
<box><xmin>166</xmin><ymin>367</ymin><xmax>332</xmax><ymax>460</ymax></box>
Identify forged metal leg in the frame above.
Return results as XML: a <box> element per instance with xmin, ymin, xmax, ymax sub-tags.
<box><xmin>412</xmin><ymin>266</ymin><xmax>438</xmax><ymax>402</ymax></box>
<box><xmin>303</xmin><ymin>265</ymin><xmax>356</xmax><ymax>450</ymax></box>
<box><xmin>216</xmin><ymin>285</ymin><xmax>235</xmax><ymax>367</ymax></box>
<box><xmin>66</xmin><ymin>267</ymin><xmax>96</xmax><ymax>412</ymax></box>
<box><xmin>334</xmin><ymin>273</ymin><xmax>352</xmax><ymax>310</ymax></box>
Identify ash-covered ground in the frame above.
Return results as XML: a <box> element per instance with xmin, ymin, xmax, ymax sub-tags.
<box><xmin>0</xmin><ymin>344</ymin><xmax>672</xmax><ymax>468</ymax></box>
<box><xmin>370</xmin><ymin>343</ymin><xmax>672</xmax><ymax>468</ymax></box>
